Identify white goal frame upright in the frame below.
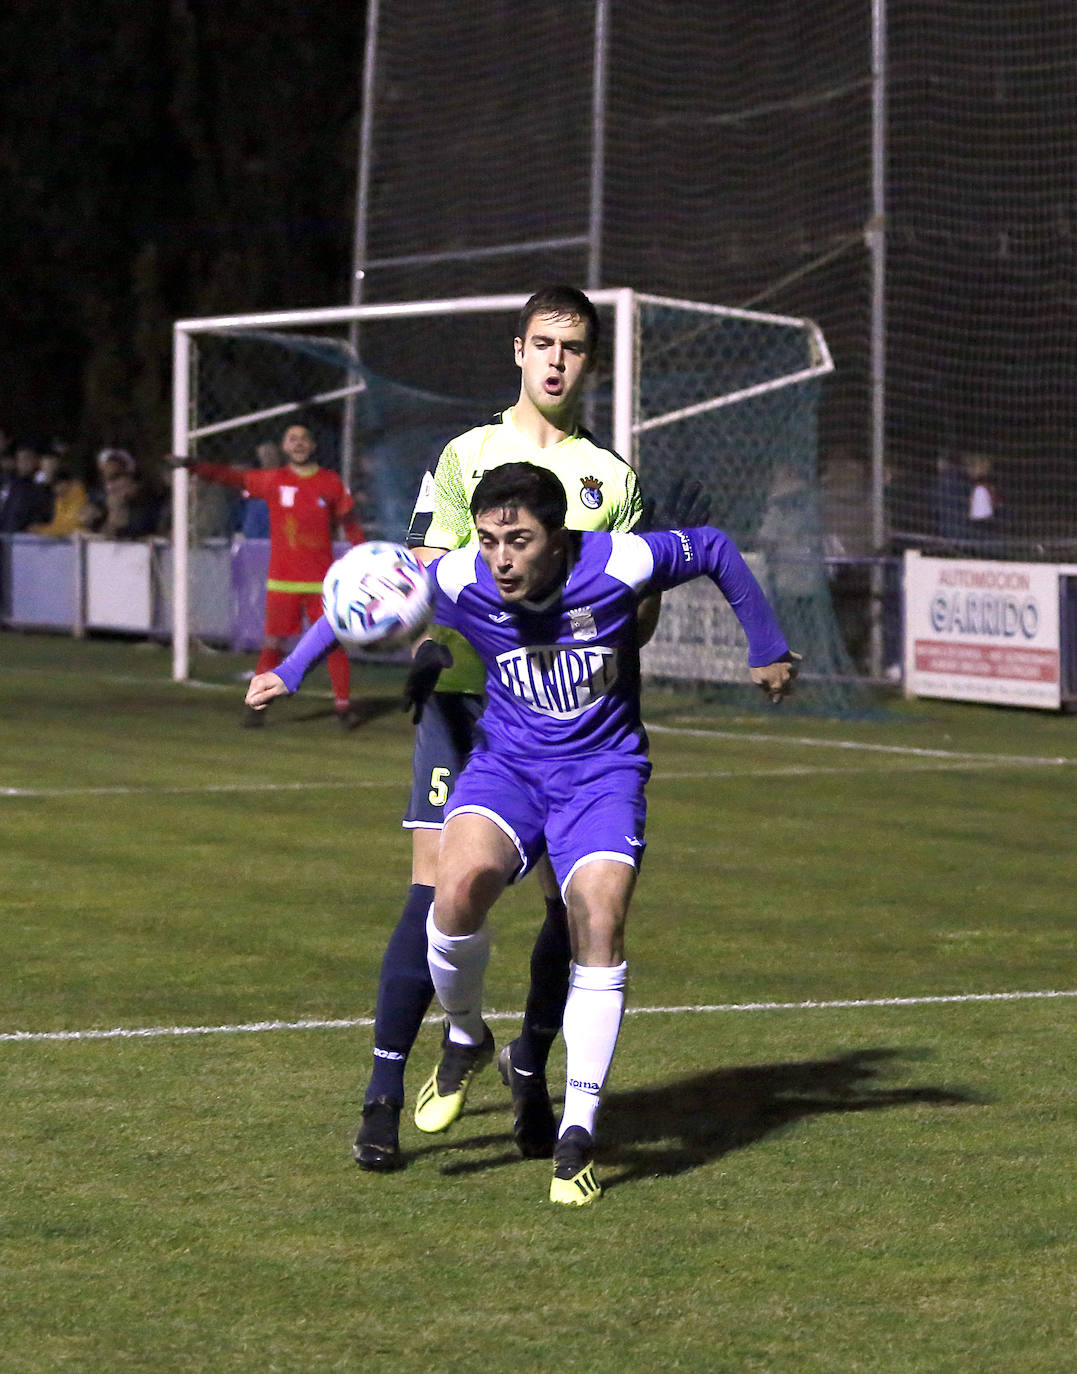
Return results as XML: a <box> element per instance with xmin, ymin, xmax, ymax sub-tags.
<box><xmin>171</xmin><ymin>290</ymin><xmax>832</xmax><ymax>682</ymax></box>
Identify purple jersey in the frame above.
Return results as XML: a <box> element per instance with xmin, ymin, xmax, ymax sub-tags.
<box><xmin>272</xmin><ymin>526</ymin><xmax>788</xmax><ymax>759</ymax></box>
<box><xmin>430</xmin><ymin>527</ymin><xmax>788</xmax><ymax>761</ymax></box>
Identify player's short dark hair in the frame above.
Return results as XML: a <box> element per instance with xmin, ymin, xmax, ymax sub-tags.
<box><xmin>517</xmin><ymin>285</ymin><xmax>600</xmax><ymax>353</ymax></box>
<box><xmin>470</xmin><ymin>462</ymin><xmax>568</xmax><ymax>533</ymax></box>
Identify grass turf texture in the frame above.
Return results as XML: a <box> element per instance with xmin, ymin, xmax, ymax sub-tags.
<box><xmin>2</xmin><ymin>630</ymin><xmax>1074</xmax><ymax>1372</ymax></box>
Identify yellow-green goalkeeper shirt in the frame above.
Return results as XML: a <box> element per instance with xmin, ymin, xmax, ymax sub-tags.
<box><xmin>406</xmin><ymin>408</ymin><xmax>643</xmax><ymax>693</ymax></box>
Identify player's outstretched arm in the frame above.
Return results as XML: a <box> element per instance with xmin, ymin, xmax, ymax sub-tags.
<box><xmin>166</xmin><ymin>453</ymin><xmax>247</xmax><ymax>488</ymax></box>
<box><xmin>270</xmin><ymin>614</ymin><xmax>338</xmax><ymax>696</ymax></box>
<box><xmin>750</xmin><ymin>651</ymin><xmax>802</xmax><ymax>705</ymax></box>
<box><xmin>411</xmin><ymin>544</ymin><xmax>450</xmax><ymax>566</ymax></box>
<box><xmin>245</xmin><ymin>672</ymin><xmax>290</xmax><ymax>710</ymax></box>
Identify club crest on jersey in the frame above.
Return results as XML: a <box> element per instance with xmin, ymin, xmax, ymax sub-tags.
<box><xmin>568</xmin><ymin>606</ymin><xmax>598</xmax><ymax>641</ymax></box>
<box><xmin>579</xmin><ymin>475</ymin><xmax>604</xmax><ymax>510</ymax></box>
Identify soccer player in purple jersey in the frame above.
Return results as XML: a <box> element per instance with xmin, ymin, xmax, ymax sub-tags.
<box><xmin>247</xmin><ymin>288</ymin><xmax>704</xmax><ymax>1177</ymax></box>
<box><xmin>256</xmin><ymin>462</ymin><xmax>797</xmax><ymax>1204</ymax></box>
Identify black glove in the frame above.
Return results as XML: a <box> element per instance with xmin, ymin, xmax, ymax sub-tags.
<box><xmin>639</xmin><ymin>475</ymin><xmax>712</xmax><ymax>532</ymax></box>
<box><xmin>401</xmin><ymin>640</ymin><xmax>454</xmax><ymax>724</ymax></box>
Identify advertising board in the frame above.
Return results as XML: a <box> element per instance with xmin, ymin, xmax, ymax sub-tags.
<box><xmin>903</xmin><ymin>552</ymin><xmax>1061</xmax><ymax>709</ymax></box>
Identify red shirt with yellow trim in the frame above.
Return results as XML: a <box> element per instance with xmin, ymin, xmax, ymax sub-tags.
<box><xmin>193</xmin><ymin>463</ymin><xmax>362</xmax><ymax>588</ymax></box>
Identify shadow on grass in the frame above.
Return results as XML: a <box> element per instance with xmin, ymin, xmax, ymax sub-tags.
<box><xmin>274</xmin><ymin>697</ymin><xmax>400</xmax><ymax>730</ymax></box>
<box><xmin>597</xmin><ymin>1047</ymin><xmax>983</xmax><ymax>1191</ymax></box>
<box><xmin>423</xmin><ymin>1047</ymin><xmax>982</xmax><ymax>1184</ymax></box>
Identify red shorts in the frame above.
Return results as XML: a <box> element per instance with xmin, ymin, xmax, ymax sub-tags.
<box><xmin>263</xmin><ymin>590</ymin><xmax>324</xmax><ymax>640</ymax></box>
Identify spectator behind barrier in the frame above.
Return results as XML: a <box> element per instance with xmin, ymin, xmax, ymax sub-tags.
<box><xmin>94</xmin><ymin>469</ymin><xmax>162</xmax><ymax>540</ymax></box>
<box><xmin>28</xmin><ymin>456</ymin><xmax>92</xmax><ymax>537</ymax></box>
<box><xmin>0</xmin><ymin>446</ymin><xmax>52</xmax><ymax>532</ymax></box>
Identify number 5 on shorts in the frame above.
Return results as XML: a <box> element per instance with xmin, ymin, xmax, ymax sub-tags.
<box><xmin>428</xmin><ymin>766</ymin><xmax>450</xmax><ymax>808</ymax></box>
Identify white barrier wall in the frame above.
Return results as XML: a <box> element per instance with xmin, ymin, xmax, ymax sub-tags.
<box><xmin>85</xmin><ymin>541</ymin><xmax>153</xmax><ymax>632</ymax></box>
<box><xmin>2</xmin><ymin>535</ymin><xmax>231</xmax><ymax>643</ymax></box>
<box><xmin>5</xmin><ymin>536</ymin><xmax>80</xmax><ymax>629</ymax></box>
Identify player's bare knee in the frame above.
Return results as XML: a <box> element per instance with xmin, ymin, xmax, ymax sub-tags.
<box><xmin>572</xmin><ymin>929</ymin><xmax>624</xmax><ymax>966</ymax></box>
<box><xmin>566</xmin><ymin>895</ymin><xmax>625</xmax><ymax>965</ymax></box>
<box><xmin>435</xmin><ymin>861</ymin><xmax>503</xmax><ymax>933</ymax></box>
<box><xmin>430</xmin><ymin>897</ymin><xmax>479</xmax><ymax>938</ymax></box>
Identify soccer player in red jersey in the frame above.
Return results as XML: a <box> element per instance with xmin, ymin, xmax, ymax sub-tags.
<box><xmin>179</xmin><ymin>423</ymin><xmax>364</xmax><ymax>728</ymax></box>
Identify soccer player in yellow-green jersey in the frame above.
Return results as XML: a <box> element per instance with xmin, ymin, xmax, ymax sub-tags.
<box><xmin>406</xmin><ymin>408</ymin><xmax>643</xmax><ymax>694</ymax></box>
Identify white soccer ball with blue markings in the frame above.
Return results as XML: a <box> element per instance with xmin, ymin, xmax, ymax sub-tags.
<box><xmin>322</xmin><ymin>541</ymin><xmax>433</xmax><ymax>648</ymax></box>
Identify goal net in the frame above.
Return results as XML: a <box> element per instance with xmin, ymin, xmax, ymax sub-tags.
<box><xmin>172</xmin><ymin>291</ymin><xmax>865</xmax><ymax>710</ymax></box>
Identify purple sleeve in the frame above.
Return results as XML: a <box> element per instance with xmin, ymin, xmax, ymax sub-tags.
<box><xmin>275</xmin><ymin>614</ymin><xmax>339</xmax><ymax>693</ymax></box>
<box><xmin>643</xmin><ymin>527</ymin><xmax>789</xmax><ymax>667</ymax></box>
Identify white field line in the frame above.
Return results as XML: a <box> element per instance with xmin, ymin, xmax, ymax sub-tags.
<box><xmin>0</xmin><ymin>760</ymin><xmax>1023</xmax><ymax>799</ymax></box>
<box><xmin>9</xmin><ymin>661</ymin><xmax>1077</xmax><ymax>767</ymax></box>
<box><xmin>647</xmin><ymin>721</ymin><xmax>1075</xmax><ymax>768</ymax></box>
<box><xmin>655</xmin><ymin>760</ymin><xmax>1051</xmax><ymax>781</ymax></box>
<box><xmin>14</xmin><ymin>668</ymin><xmax>347</xmax><ymax>702</ymax></box>
<box><xmin>3</xmin><ymin>725</ymin><xmax>1070</xmax><ymax>800</ymax></box>
<box><xmin>11</xmin><ymin>657</ymin><xmax>1074</xmax><ymax>768</ymax></box>
<box><xmin>0</xmin><ymin>779</ymin><xmax>398</xmax><ymax>799</ymax></box>
<box><xmin>3</xmin><ymin>989</ymin><xmax>1074</xmax><ymax>1045</ymax></box>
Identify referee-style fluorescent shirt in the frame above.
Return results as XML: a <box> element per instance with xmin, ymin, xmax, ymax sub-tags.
<box><xmin>406</xmin><ymin>409</ymin><xmax>643</xmax><ymax>692</ymax></box>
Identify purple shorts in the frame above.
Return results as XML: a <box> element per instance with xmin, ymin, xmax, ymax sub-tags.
<box><xmin>445</xmin><ymin>748</ymin><xmax>651</xmax><ymax>897</ymax></box>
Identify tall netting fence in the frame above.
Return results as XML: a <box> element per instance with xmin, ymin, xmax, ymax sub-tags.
<box><xmin>885</xmin><ymin>2</ymin><xmax>1077</xmax><ymax>560</ymax></box>
<box><xmin>360</xmin><ymin>0</ymin><xmax>875</xmax><ymax>547</ymax></box>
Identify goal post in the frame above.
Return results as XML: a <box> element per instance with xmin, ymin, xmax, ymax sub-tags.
<box><xmin>629</xmin><ymin>293</ymin><xmax>852</xmax><ymax>704</ymax></box>
<box><xmin>171</xmin><ymin>289</ymin><xmax>856</xmax><ymax>708</ymax></box>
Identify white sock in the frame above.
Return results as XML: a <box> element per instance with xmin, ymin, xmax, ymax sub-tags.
<box><xmin>425</xmin><ymin>910</ymin><xmax>490</xmax><ymax>1046</ymax></box>
<box><xmin>559</xmin><ymin>961</ymin><xmax>628</xmax><ymax>1139</ymax></box>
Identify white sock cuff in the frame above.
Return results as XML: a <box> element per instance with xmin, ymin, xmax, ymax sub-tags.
<box><xmin>426</xmin><ymin>911</ymin><xmax>489</xmax><ymax>962</ymax></box>
<box><xmin>570</xmin><ymin>960</ymin><xmax>628</xmax><ymax>994</ymax></box>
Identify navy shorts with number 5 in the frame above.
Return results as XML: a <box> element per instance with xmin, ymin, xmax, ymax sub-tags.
<box><xmin>402</xmin><ymin>691</ymin><xmax>484</xmax><ymax>830</ymax></box>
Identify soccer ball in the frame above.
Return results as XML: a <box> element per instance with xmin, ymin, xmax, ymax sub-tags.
<box><xmin>322</xmin><ymin>541</ymin><xmax>433</xmax><ymax>648</ymax></box>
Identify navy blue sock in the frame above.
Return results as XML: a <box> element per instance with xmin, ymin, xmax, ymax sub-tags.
<box><xmin>364</xmin><ymin>883</ymin><xmax>435</xmax><ymax>1106</ymax></box>
<box><xmin>514</xmin><ymin>897</ymin><xmax>572</xmax><ymax>1075</ymax></box>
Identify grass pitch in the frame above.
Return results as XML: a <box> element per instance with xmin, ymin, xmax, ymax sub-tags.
<box><xmin>1</xmin><ymin>631</ymin><xmax>1074</xmax><ymax>1372</ymax></box>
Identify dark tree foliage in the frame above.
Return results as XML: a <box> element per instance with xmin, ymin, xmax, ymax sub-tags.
<box><xmin>0</xmin><ymin>0</ymin><xmax>361</xmax><ymax>462</ymax></box>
